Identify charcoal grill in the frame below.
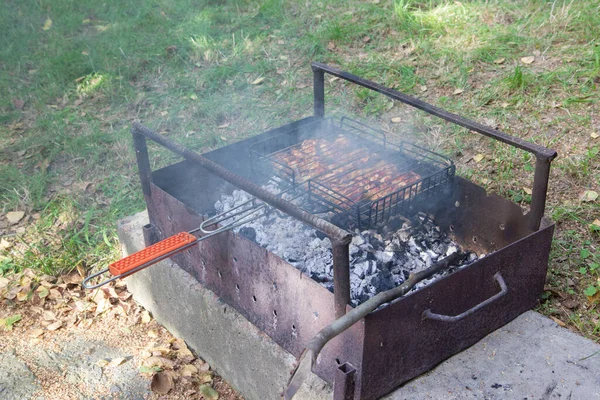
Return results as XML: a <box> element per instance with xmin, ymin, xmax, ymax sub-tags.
<box><xmin>94</xmin><ymin>63</ymin><xmax>557</xmax><ymax>399</ymax></box>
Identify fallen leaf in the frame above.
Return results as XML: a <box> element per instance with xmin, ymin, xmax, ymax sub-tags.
<box><xmin>47</xmin><ymin>321</ymin><xmax>63</xmax><ymax>331</ymax></box>
<box><xmin>6</xmin><ymin>211</ymin><xmax>25</xmax><ymax>225</ymax></box>
<box><xmin>579</xmin><ymin>190</ymin><xmax>598</xmax><ymax>202</ymax></box>
<box><xmin>199</xmin><ymin>384</ymin><xmax>219</xmax><ymax>400</ymax></box>
<box><xmin>550</xmin><ymin>316</ymin><xmax>566</xmax><ymax>327</ymax></box>
<box><xmin>12</xmin><ymin>99</ymin><xmax>24</xmax><ymax>110</ymax></box>
<box><xmin>391</xmin><ymin>117</ymin><xmax>402</xmax><ymax>123</ymax></box>
<box><xmin>139</xmin><ymin>365</ymin><xmax>159</xmax><ymax>374</ymax></box>
<box><xmin>180</xmin><ymin>364</ymin><xmax>198</xmax><ymax>377</ymax></box>
<box><xmin>522</xmin><ymin>187</ymin><xmax>532</xmax><ymax>195</ymax></box>
<box><xmin>189</xmin><ymin>93</ymin><xmax>198</xmax><ymax>100</ymax></box>
<box><xmin>176</xmin><ymin>347</ymin><xmax>195</xmax><ymax>362</ymax></box>
<box><xmin>420</xmin><ymin>85</ymin><xmax>427</xmax><ymax>92</ymax></box>
<box><xmin>591</xmin><ymin>219</ymin><xmax>600</xmax><ymax>229</ymax></box>
<box><xmin>108</xmin><ymin>357</ymin><xmax>127</xmax><ymax>367</ymax></box>
<box><xmin>217</xmin><ymin>123</ymin><xmax>230</xmax><ymax>129</ymax></box>
<box><xmin>277</xmin><ymin>39</ymin><xmax>284</xmax><ymax>45</ymax></box>
<box><xmin>0</xmin><ymin>277</ymin><xmax>9</xmax><ymax>289</ymax></box>
<box><xmin>151</xmin><ymin>372</ymin><xmax>174</xmax><ymax>394</ymax></box>
<box><xmin>453</xmin><ymin>88</ymin><xmax>464</xmax><ymax>95</ymax></box>
<box><xmin>141</xmin><ymin>310</ymin><xmax>152</xmax><ymax>324</ymax></box>
<box><xmin>561</xmin><ymin>298</ymin><xmax>579</xmax><ymax>309</ymax></box>
<box><xmin>148</xmin><ymin>330</ymin><xmax>158</xmax><ymax>338</ymax></box>
<box><xmin>35</xmin><ymin>286</ymin><xmax>49</xmax><ymax>299</ymax></box>
<box><xmin>327</xmin><ymin>41</ymin><xmax>336</xmax><ymax>50</ymax></box>
<box><xmin>198</xmin><ymin>371</ymin><xmax>213</xmax><ymax>384</ymax></box>
<box><xmin>473</xmin><ymin>154</ymin><xmax>485</xmax><ymax>163</ymax></box>
<box><xmin>42</xmin><ymin>18</ymin><xmax>52</xmax><ymax>31</ymax></box>
<box><xmin>3</xmin><ymin>314</ymin><xmax>22</xmax><ymax>330</ymax></box>
<box><xmin>362</xmin><ymin>36</ymin><xmax>371</xmax><ymax>43</ymax></box>
<box><xmin>251</xmin><ymin>77</ymin><xmax>264</xmax><ymax>85</ymax></box>
<box><xmin>143</xmin><ymin>356</ymin><xmax>176</xmax><ymax>370</ymax></box>
<box><xmin>521</xmin><ymin>56</ymin><xmax>535</xmax><ymax>64</ymax></box>
<box><xmin>16</xmin><ymin>291</ymin><xmax>29</xmax><ymax>302</ymax></box>
<box><xmin>591</xmin><ymin>132</ymin><xmax>599</xmax><ymax>139</ymax></box>
<box><xmin>493</xmin><ymin>58</ymin><xmax>505</xmax><ymax>65</ymax></box>
<box><xmin>30</xmin><ymin>329</ymin><xmax>45</xmax><ymax>338</ymax></box>
<box><xmin>96</xmin><ymin>359</ymin><xmax>110</xmax><ymax>367</ymax></box>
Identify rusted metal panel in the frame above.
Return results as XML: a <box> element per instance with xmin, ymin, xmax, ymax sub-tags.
<box><xmin>147</xmin><ymin>181</ymin><xmax>363</xmax><ymax>385</ymax></box>
<box><xmin>358</xmin><ymin>221</ymin><xmax>554</xmax><ymax>400</ymax></box>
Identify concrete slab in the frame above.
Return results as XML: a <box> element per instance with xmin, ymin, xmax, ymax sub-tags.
<box><xmin>120</xmin><ymin>212</ymin><xmax>600</xmax><ymax>400</ymax></box>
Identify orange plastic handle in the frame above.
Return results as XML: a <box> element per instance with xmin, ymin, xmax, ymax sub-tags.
<box><xmin>108</xmin><ymin>232</ymin><xmax>197</xmax><ymax>276</ymax></box>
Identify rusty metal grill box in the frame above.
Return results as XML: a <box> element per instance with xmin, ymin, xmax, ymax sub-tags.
<box><xmin>133</xmin><ymin>63</ymin><xmax>556</xmax><ymax>399</ymax></box>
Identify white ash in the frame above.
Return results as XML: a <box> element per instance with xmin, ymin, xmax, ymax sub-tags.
<box><xmin>215</xmin><ymin>189</ymin><xmax>478</xmax><ymax>307</ymax></box>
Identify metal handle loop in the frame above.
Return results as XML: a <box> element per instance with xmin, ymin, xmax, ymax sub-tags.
<box><xmin>422</xmin><ymin>272</ymin><xmax>508</xmax><ymax>323</ymax></box>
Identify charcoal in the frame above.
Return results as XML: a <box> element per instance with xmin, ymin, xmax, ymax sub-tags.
<box><xmin>239</xmin><ymin>227</ymin><xmax>256</xmax><ymax>241</ymax></box>
<box><xmin>217</xmin><ymin>188</ymin><xmax>475</xmax><ymax>307</ymax></box>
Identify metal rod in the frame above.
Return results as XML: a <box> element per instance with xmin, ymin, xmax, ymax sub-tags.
<box><xmin>332</xmin><ymin>239</ymin><xmax>351</xmax><ymax>318</ymax></box>
<box><xmin>530</xmin><ymin>156</ymin><xmax>552</xmax><ymax>231</ymax></box>
<box><xmin>312</xmin><ymin>66</ymin><xmax>325</xmax><ymax>118</ymax></box>
<box><xmin>333</xmin><ymin>362</ymin><xmax>357</xmax><ymax>400</ymax></box>
<box><xmin>132</xmin><ymin>132</ymin><xmax>152</xmax><ymax>199</ymax></box>
<box><xmin>130</xmin><ymin>123</ymin><xmax>352</xmax><ymax>245</ymax></box>
<box><xmin>311</xmin><ymin>62</ymin><xmax>557</xmax><ymax>161</ymax></box>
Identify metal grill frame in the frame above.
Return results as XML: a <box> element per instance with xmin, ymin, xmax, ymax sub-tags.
<box><xmin>249</xmin><ymin>116</ymin><xmax>455</xmax><ymax>230</ymax></box>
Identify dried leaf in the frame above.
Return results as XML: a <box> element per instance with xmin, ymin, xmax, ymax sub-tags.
<box><xmin>12</xmin><ymin>99</ymin><xmax>25</xmax><ymax>110</ymax></box>
<box><xmin>493</xmin><ymin>58</ymin><xmax>505</xmax><ymax>65</ymax></box>
<box><xmin>36</xmin><ymin>286</ymin><xmax>49</xmax><ymax>299</ymax></box>
<box><xmin>523</xmin><ymin>187</ymin><xmax>532</xmax><ymax>195</ymax></box>
<box><xmin>591</xmin><ymin>132</ymin><xmax>599</xmax><ymax>139</ymax></box>
<box><xmin>591</xmin><ymin>219</ymin><xmax>600</xmax><ymax>229</ymax></box>
<box><xmin>327</xmin><ymin>41</ymin><xmax>336</xmax><ymax>50</ymax></box>
<box><xmin>420</xmin><ymin>85</ymin><xmax>427</xmax><ymax>92</ymax></box>
<box><xmin>42</xmin><ymin>18</ymin><xmax>52</xmax><ymax>31</ymax></box>
<box><xmin>473</xmin><ymin>154</ymin><xmax>485</xmax><ymax>163</ymax></box>
<box><xmin>151</xmin><ymin>372</ymin><xmax>174</xmax><ymax>394</ymax></box>
<box><xmin>391</xmin><ymin>117</ymin><xmax>402</xmax><ymax>123</ymax></box>
<box><xmin>6</xmin><ymin>211</ymin><xmax>25</xmax><ymax>225</ymax></box>
<box><xmin>0</xmin><ymin>277</ymin><xmax>8</xmax><ymax>289</ymax></box>
<box><xmin>180</xmin><ymin>364</ymin><xmax>198</xmax><ymax>377</ymax></box>
<box><xmin>47</xmin><ymin>320</ymin><xmax>63</xmax><ymax>331</ymax></box>
<box><xmin>143</xmin><ymin>356</ymin><xmax>176</xmax><ymax>370</ymax></box>
<box><xmin>176</xmin><ymin>347</ymin><xmax>195</xmax><ymax>363</ymax></box>
<box><xmin>550</xmin><ymin>316</ymin><xmax>566</xmax><ymax>327</ymax></box>
<box><xmin>521</xmin><ymin>56</ymin><xmax>535</xmax><ymax>64</ymax></box>
<box><xmin>198</xmin><ymin>371</ymin><xmax>213</xmax><ymax>384</ymax></box>
<box><xmin>16</xmin><ymin>291</ymin><xmax>29</xmax><ymax>302</ymax></box>
<box><xmin>362</xmin><ymin>36</ymin><xmax>371</xmax><ymax>43</ymax></box>
<box><xmin>217</xmin><ymin>122</ymin><xmax>230</xmax><ymax>129</ymax></box>
<box><xmin>148</xmin><ymin>330</ymin><xmax>158</xmax><ymax>338</ymax></box>
<box><xmin>30</xmin><ymin>328</ymin><xmax>45</xmax><ymax>338</ymax></box>
<box><xmin>452</xmin><ymin>88</ymin><xmax>464</xmax><ymax>95</ymax></box>
<box><xmin>579</xmin><ymin>190</ymin><xmax>598</xmax><ymax>202</ymax></box>
<box><xmin>94</xmin><ymin>296</ymin><xmax>111</xmax><ymax>315</ymax></box>
<box><xmin>96</xmin><ymin>359</ymin><xmax>110</xmax><ymax>367</ymax></box>
<box><xmin>198</xmin><ymin>384</ymin><xmax>219</xmax><ymax>400</ymax></box>
<box><xmin>141</xmin><ymin>310</ymin><xmax>152</xmax><ymax>324</ymax></box>
<box><xmin>561</xmin><ymin>298</ymin><xmax>579</xmax><ymax>309</ymax></box>
<box><xmin>251</xmin><ymin>77</ymin><xmax>264</xmax><ymax>85</ymax></box>
<box><xmin>108</xmin><ymin>357</ymin><xmax>127</xmax><ymax>367</ymax></box>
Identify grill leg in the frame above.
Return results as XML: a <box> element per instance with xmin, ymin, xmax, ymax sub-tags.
<box><xmin>143</xmin><ymin>223</ymin><xmax>159</xmax><ymax>246</ymax></box>
<box><xmin>334</xmin><ymin>362</ymin><xmax>357</xmax><ymax>400</ymax></box>
<box><xmin>530</xmin><ymin>155</ymin><xmax>551</xmax><ymax>231</ymax></box>
<box><xmin>312</xmin><ymin>66</ymin><xmax>325</xmax><ymax>118</ymax></box>
<box><xmin>332</xmin><ymin>239</ymin><xmax>351</xmax><ymax>318</ymax></box>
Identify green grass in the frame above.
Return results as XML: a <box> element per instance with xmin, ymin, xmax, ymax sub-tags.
<box><xmin>1</xmin><ymin>0</ymin><xmax>600</xmax><ymax>340</ymax></box>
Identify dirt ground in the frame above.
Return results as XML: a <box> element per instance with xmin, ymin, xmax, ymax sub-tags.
<box><xmin>0</xmin><ymin>270</ymin><xmax>243</xmax><ymax>400</ymax></box>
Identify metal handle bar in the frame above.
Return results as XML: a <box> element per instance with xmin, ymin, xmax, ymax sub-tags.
<box><xmin>422</xmin><ymin>272</ymin><xmax>508</xmax><ymax>322</ymax></box>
